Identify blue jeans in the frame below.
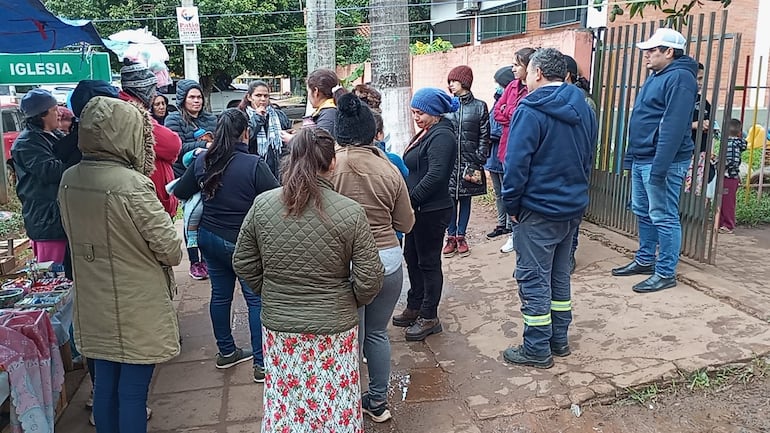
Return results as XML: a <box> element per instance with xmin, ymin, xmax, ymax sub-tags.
<box><xmin>359</xmin><ymin>266</ymin><xmax>403</xmax><ymax>403</ymax></box>
<box><xmin>631</xmin><ymin>160</ymin><xmax>689</xmax><ymax>278</ymax></box>
<box><xmin>198</xmin><ymin>227</ymin><xmax>263</xmax><ymax>367</ymax></box>
<box><xmin>488</xmin><ymin>171</ymin><xmax>511</xmax><ymax>230</ymax></box>
<box><xmin>92</xmin><ymin>360</ymin><xmax>154</xmax><ymax>433</ymax></box>
<box><xmin>447</xmin><ymin>196</ymin><xmax>472</xmax><ymax>236</ymax></box>
<box><xmin>513</xmin><ymin>209</ymin><xmax>580</xmax><ymax>357</ymax></box>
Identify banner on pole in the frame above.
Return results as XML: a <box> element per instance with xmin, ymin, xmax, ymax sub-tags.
<box><xmin>176</xmin><ymin>7</ymin><xmax>201</xmax><ymax>45</ymax></box>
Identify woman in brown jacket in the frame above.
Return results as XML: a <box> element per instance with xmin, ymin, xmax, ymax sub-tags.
<box><xmin>331</xmin><ymin>92</ymin><xmax>415</xmax><ymax>423</ymax></box>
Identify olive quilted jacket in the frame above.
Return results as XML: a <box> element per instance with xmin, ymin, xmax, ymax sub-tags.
<box><xmin>233</xmin><ymin>178</ymin><xmax>384</xmax><ymax>334</ymax></box>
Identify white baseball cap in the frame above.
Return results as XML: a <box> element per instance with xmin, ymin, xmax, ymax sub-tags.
<box><xmin>637</xmin><ymin>28</ymin><xmax>687</xmax><ymax>50</ymax></box>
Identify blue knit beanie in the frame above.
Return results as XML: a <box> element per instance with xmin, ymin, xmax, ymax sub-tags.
<box><xmin>20</xmin><ymin>89</ymin><xmax>58</xmax><ymax>118</ymax></box>
<box><xmin>410</xmin><ymin>88</ymin><xmax>459</xmax><ymax>116</ymax></box>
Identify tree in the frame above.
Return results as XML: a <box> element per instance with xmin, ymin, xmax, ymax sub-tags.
<box><xmin>306</xmin><ymin>0</ymin><xmax>336</xmax><ymax>73</ymax></box>
<box><xmin>370</xmin><ymin>0</ymin><xmax>413</xmax><ymax>154</ymax></box>
<box><xmin>45</xmin><ymin>0</ymin><xmax>305</xmax><ymax>101</ymax></box>
<box><xmin>607</xmin><ymin>0</ymin><xmax>732</xmax><ymax>27</ymax></box>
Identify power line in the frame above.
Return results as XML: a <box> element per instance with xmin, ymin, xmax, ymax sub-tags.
<box><xmin>85</xmin><ymin>0</ymin><xmax>643</xmax><ymax>24</ymax></box>
<box><xmin>146</xmin><ymin>0</ymin><xmax>645</xmax><ymax>45</ymax></box>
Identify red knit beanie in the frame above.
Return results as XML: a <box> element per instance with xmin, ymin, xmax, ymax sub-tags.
<box><xmin>448</xmin><ymin>65</ymin><xmax>474</xmax><ymax>90</ymax></box>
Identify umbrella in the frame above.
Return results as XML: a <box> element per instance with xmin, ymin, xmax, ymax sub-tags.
<box><xmin>0</xmin><ymin>0</ymin><xmax>103</xmax><ymax>54</ymax></box>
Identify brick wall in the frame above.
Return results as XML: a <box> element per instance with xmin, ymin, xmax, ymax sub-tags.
<box><xmin>605</xmin><ymin>0</ymin><xmax>766</xmax><ymax>116</ymax></box>
<box><xmin>338</xmin><ymin>28</ymin><xmax>594</xmax><ymax>110</ymax></box>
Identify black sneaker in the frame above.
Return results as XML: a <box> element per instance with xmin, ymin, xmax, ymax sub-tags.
<box><xmin>215</xmin><ymin>348</ymin><xmax>253</xmax><ymax>369</ymax></box>
<box><xmin>486</xmin><ymin>226</ymin><xmax>505</xmax><ymax>238</ymax></box>
<box><xmin>362</xmin><ymin>393</ymin><xmax>392</xmax><ymax>422</ymax></box>
<box><xmin>551</xmin><ymin>343</ymin><xmax>571</xmax><ymax>357</ymax></box>
<box><xmin>502</xmin><ymin>346</ymin><xmax>553</xmax><ymax>369</ymax></box>
<box><xmin>253</xmin><ymin>365</ymin><xmax>265</xmax><ymax>383</ymax></box>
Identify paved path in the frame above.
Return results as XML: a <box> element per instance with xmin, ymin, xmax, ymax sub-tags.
<box><xmin>55</xmin><ymin>220</ymin><xmax>770</xmax><ymax>432</ymax></box>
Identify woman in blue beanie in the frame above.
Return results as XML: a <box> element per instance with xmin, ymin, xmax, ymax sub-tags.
<box><xmin>392</xmin><ymin>88</ymin><xmax>458</xmax><ymax>342</ymax></box>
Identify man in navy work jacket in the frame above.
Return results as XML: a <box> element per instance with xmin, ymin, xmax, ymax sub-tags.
<box><xmin>611</xmin><ymin>28</ymin><xmax>698</xmax><ymax>293</ymax></box>
<box><xmin>501</xmin><ymin>48</ymin><xmax>597</xmax><ymax>369</ymax></box>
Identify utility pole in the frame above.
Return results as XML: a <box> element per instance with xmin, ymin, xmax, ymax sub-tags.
<box><xmin>370</xmin><ymin>0</ymin><xmax>413</xmax><ymax>154</ymax></box>
<box><xmin>180</xmin><ymin>0</ymin><xmax>200</xmax><ymax>81</ymax></box>
<box><xmin>305</xmin><ymin>0</ymin><xmax>336</xmax><ymax>74</ymax></box>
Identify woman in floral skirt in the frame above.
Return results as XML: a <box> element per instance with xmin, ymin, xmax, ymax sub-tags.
<box><xmin>233</xmin><ymin>128</ymin><xmax>384</xmax><ymax>433</ymax></box>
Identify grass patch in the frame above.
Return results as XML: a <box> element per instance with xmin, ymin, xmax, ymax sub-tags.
<box><xmin>620</xmin><ymin>356</ymin><xmax>769</xmax><ymax>407</ymax></box>
<box><xmin>736</xmin><ymin>187</ymin><xmax>770</xmax><ymax>225</ymax></box>
<box><xmin>742</xmin><ymin>148</ymin><xmax>765</xmax><ymax>171</ymax></box>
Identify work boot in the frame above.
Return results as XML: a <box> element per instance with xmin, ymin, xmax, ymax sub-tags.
<box><xmin>405</xmin><ymin>317</ymin><xmax>442</xmax><ymax>341</ymax></box>
<box><xmin>502</xmin><ymin>346</ymin><xmax>554</xmax><ymax>369</ymax></box>
<box><xmin>392</xmin><ymin>308</ymin><xmax>419</xmax><ymax>327</ymax></box>
<box><xmin>442</xmin><ymin>236</ymin><xmax>457</xmax><ymax>258</ymax></box>
<box><xmin>550</xmin><ymin>342</ymin><xmax>572</xmax><ymax>357</ymax></box>
<box><xmin>456</xmin><ymin>236</ymin><xmax>470</xmax><ymax>257</ymax></box>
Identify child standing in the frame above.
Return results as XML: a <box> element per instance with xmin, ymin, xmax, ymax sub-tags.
<box><xmin>719</xmin><ymin>119</ymin><xmax>747</xmax><ymax>234</ymax></box>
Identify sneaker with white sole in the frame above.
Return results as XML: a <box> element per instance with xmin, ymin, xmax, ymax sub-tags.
<box><xmin>500</xmin><ymin>237</ymin><xmax>514</xmax><ymax>253</ymax></box>
<box><xmin>362</xmin><ymin>393</ymin><xmax>392</xmax><ymax>422</ymax></box>
<box><xmin>216</xmin><ymin>347</ymin><xmax>253</xmax><ymax>369</ymax></box>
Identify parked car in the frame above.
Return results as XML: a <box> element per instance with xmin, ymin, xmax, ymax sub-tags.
<box><xmin>1</xmin><ymin>104</ymin><xmax>24</xmax><ymax>186</ymax></box>
<box><xmin>38</xmin><ymin>85</ymin><xmax>77</xmax><ymax>105</ymax></box>
<box><xmin>161</xmin><ymin>81</ymin><xmax>245</xmax><ymax>114</ymax></box>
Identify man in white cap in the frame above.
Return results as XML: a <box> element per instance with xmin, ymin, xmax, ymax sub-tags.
<box><xmin>611</xmin><ymin>28</ymin><xmax>698</xmax><ymax>293</ymax></box>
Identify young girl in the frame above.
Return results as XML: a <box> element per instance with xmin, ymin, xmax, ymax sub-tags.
<box><xmin>719</xmin><ymin>119</ymin><xmax>747</xmax><ymax>234</ymax></box>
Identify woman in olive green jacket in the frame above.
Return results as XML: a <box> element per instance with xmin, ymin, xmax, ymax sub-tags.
<box><xmin>59</xmin><ymin>97</ymin><xmax>182</xmax><ymax>433</ymax></box>
<box><xmin>233</xmin><ymin>128</ymin><xmax>383</xmax><ymax>433</ymax></box>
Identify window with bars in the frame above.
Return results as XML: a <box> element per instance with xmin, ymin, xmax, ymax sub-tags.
<box><xmin>478</xmin><ymin>1</ymin><xmax>527</xmax><ymax>41</ymax></box>
<box><xmin>433</xmin><ymin>19</ymin><xmax>472</xmax><ymax>46</ymax></box>
<box><xmin>540</xmin><ymin>0</ymin><xmax>587</xmax><ymax>28</ymax></box>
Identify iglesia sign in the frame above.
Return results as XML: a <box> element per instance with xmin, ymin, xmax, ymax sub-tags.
<box><xmin>0</xmin><ymin>53</ymin><xmax>111</xmax><ymax>85</ymax></box>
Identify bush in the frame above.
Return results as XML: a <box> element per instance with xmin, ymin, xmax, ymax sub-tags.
<box><xmin>735</xmin><ymin>187</ymin><xmax>770</xmax><ymax>226</ymax></box>
<box><xmin>410</xmin><ymin>38</ymin><xmax>453</xmax><ymax>55</ymax></box>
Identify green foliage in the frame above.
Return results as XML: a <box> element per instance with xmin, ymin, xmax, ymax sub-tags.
<box><xmin>625</xmin><ymin>384</ymin><xmax>660</xmax><ymax>405</ymax></box>
<box><xmin>610</xmin><ymin>0</ymin><xmax>732</xmax><ymax>27</ymax></box>
<box><xmin>408</xmin><ymin>0</ymin><xmax>431</xmax><ymax>44</ymax></box>
<box><xmin>335</xmin><ymin>0</ymin><xmax>370</xmax><ymax>66</ymax></box>
<box><xmin>0</xmin><ymin>190</ymin><xmax>25</xmax><ymax>240</ymax></box>
<box><xmin>736</xmin><ymin>187</ymin><xmax>770</xmax><ymax>226</ymax></box>
<box><xmin>742</xmin><ymin>148</ymin><xmax>764</xmax><ymax>171</ymax></box>
<box><xmin>339</xmin><ymin>63</ymin><xmax>365</xmax><ymax>88</ymax></box>
<box><xmin>409</xmin><ymin>38</ymin><xmax>453</xmax><ymax>55</ymax></box>
<box><xmin>337</xmin><ymin>34</ymin><xmax>371</xmax><ymax>66</ymax></box>
<box><xmin>45</xmin><ymin>0</ymin><xmax>305</xmax><ymax>84</ymax></box>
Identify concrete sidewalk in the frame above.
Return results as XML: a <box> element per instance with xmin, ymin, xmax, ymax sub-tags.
<box><xmin>55</xmin><ymin>220</ymin><xmax>770</xmax><ymax>432</ymax></box>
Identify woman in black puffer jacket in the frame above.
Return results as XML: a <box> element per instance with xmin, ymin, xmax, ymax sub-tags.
<box><xmin>443</xmin><ymin>65</ymin><xmax>490</xmax><ymax>258</ymax></box>
<box><xmin>165</xmin><ymin>79</ymin><xmax>218</xmax><ymax>280</ymax></box>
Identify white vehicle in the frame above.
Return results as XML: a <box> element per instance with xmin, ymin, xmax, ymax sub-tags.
<box><xmin>162</xmin><ymin>81</ymin><xmax>245</xmax><ymax>114</ymax></box>
<box><xmin>38</xmin><ymin>85</ymin><xmax>77</xmax><ymax>105</ymax></box>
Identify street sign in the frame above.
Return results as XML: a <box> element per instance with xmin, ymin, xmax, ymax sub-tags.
<box><xmin>0</xmin><ymin>53</ymin><xmax>111</xmax><ymax>85</ymax></box>
<box><xmin>177</xmin><ymin>7</ymin><xmax>202</xmax><ymax>45</ymax></box>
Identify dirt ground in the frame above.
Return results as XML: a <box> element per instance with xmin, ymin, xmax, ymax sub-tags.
<box><xmin>467</xmin><ymin>203</ymin><xmax>770</xmax><ymax>433</ymax></box>
<box><xmin>474</xmin><ymin>375</ymin><xmax>770</xmax><ymax>433</ymax></box>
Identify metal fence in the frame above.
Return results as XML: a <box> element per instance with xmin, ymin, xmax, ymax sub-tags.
<box><xmin>586</xmin><ymin>10</ymin><xmax>742</xmax><ymax>264</ymax></box>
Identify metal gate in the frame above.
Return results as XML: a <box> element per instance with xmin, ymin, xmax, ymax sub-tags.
<box><xmin>586</xmin><ymin>10</ymin><xmax>742</xmax><ymax>264</ymax></box>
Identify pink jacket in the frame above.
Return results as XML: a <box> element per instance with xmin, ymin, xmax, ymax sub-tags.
<box><xmin>493</xmin><ymin>79</ymin><xmax>528</xmax><ymax>162</ymax></box>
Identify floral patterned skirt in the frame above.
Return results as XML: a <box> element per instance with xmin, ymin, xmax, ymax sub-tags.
<box><xmin>262</xmin><ymin>326</ymin><xmax>362</xmax><ymax>433</ymax></box>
